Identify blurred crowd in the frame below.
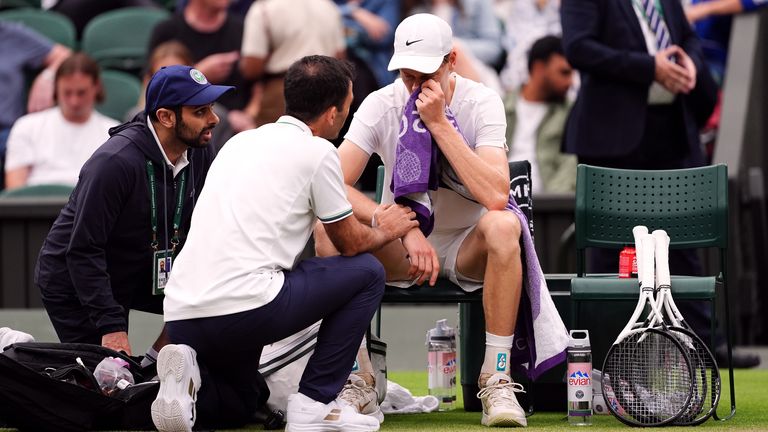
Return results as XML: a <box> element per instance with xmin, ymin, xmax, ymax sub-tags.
<box><xmin>0</xmin><ymin>0</ymin><xmax>765</xmax><ymax>193</ymax></box>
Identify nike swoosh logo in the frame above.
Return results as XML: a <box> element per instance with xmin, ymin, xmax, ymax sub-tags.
<box><xmin>405</xmin><ymin>39</ymin><xmax>423</xmax><ymax>46</ymax></box>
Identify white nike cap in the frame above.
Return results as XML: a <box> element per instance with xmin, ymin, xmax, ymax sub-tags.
<box><xmin>387</xmin><ymin>13</ymin><xmax>453</xmax><ymax>74</ymax></box>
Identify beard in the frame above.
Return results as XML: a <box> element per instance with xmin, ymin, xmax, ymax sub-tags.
<box><xmin>175</xmin><ymin>117</ymin><xmax>215</xmax><ymax>149</ymax></box>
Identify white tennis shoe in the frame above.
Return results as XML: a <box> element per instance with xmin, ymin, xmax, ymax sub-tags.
<box><xmin>286</xmin><ymin>392</ymin><xmax>380</xmax><ymax>432</ymax></box>
<box><xmin>477</xmin><ymin>373</ymin><xmax>527</xmax><ymax>427</ymax></box>
<box><xmin>151</xmin><ymin>344</ymin><xmax>201</xmax><ymax>432</ymax></box>
<box><xmin>338</xmin><ymin>373</ymin><xmax>384</xmax><ymax>423</ymax></box>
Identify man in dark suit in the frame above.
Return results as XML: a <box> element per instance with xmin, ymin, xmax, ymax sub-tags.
<box><xmin>561</xmin><ymin>0</ymin><xmax>706</xmax><ymax>169</ymax></box>
<box><xmin>561</xmin><ymin>0</ymin><xmax>759</xmax><ymax>367</ymax></box>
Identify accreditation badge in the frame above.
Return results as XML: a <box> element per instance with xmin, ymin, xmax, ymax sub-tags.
<box><xmin>152</xmin><ymin>249</ymin><xmax>173</xmax><ymax>295</ymax></box>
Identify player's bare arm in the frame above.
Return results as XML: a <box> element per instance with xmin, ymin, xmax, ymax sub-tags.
<box><xmin>416</xmin><ymin>79</ymin><xmax>509</xmax><ymax>210</ymax></box>
<box><xmin>324</xmin><ymin>206</ymin><xmax>418</xmax><ymax>256</ymax></box>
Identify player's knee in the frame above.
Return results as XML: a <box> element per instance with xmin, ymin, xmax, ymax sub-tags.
<box><xmin>478</xmin><ymin>211</ymin><xmax>522</xmax><ymax>255</ymax></box>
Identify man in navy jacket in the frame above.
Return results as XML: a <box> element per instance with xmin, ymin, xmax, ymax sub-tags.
<box><xmin>561</xmin><ymin>0</ymin><xmax>710</xmax><ymax>169</ymax></box>
<box><xmin>36</xmin><ymin>66</ymin><xmax>233</xmax><ymax>359</ymax></box>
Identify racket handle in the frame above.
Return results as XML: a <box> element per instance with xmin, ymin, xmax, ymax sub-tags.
<box><xmin>639</xmin><ymin>234</ymin><xmax>655</xmax><ymax>289</ymax></box>
<box><xmin>652</xmin><ymin>230</ymin><xmax>671</xmax><ymax>287</ymax></box>
<box><xmin>632</xmin><ymin>226</ymin><xmax>648</xmax><ymax>284</ymax></box>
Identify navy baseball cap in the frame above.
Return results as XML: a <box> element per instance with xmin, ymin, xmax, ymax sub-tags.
<box><xmin>145</xmin><ymin>65</ymin><xmax>234</xmax><ymax>114</ymax></box>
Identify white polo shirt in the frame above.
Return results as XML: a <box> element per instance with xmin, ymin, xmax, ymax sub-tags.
<box><xmin>163</xmin><ymin>116</ymin><xmax>353</xmax><ymax>321</ymax></box>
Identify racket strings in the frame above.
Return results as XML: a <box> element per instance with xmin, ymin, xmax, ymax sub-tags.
<box><xmin>603</xmin><ymin>331</ymin><xmax>693</xmax><ymax>426</ymax></box>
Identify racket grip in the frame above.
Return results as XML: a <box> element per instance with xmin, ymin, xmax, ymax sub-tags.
<box><xmin>639</xmin><ymin>234</ymin><xmax>655</xmax><ymax>288</ymax></box>
<box><xmin>632</xmin><ymin>226</ymin><xmax>648</xmax><ymax>284</ymax></box>
<box><xmin>652</xmin><ymin>230</ymin><xmax>671</xmax><ymax>287</ymax></box>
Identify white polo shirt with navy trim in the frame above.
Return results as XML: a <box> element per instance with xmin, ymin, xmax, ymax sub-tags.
<box><xmin>163</xmin><ymin>115</ymin><xmax>353</xmax><ymax>321</ymax></box>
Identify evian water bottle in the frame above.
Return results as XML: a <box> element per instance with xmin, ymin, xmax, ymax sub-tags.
<box><xmin>567</xmin><ymin>330</ymin><xmax>592</xmax><ymax>425</ymax></box>
<box><xmin>427</xmin><ymin>319</ymin><xmax>456</xmax><ymax>411</ymax></box>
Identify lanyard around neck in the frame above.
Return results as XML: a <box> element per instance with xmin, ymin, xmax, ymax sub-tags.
<box><xmin>146</xmin><ymin>160</ymin><xmax>187</xmax><ymax>254</ymax></box>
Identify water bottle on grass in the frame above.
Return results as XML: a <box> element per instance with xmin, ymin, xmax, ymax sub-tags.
<box><xmin>427</xmin><ymin>319</ymin><xmax>456</xmax><ymax>411</ymax></box>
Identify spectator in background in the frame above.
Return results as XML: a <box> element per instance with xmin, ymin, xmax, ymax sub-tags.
<box><xmin>686</xmin><ymin>0</ymin><xmax>768</xmax><ymax>84</ymax></box>
<box><xmin>0</xmin><ymin>22</ymin><xmax>71</xmax><ymax>189</ymax></box>
<box><xmin>44</xmin><ymin>0</ymin><xmax>162</xmax><ymax>39</ymax></box>
<box><xmin>499</xmin><ymin>0</ymin><xmax>562</xmax><ymax>92</ymax></box>
<box><xmin>240</xmin><ymin>0</ymin><xmax>346</xmax><ymax>126</ymax></box>
<box><xmin>505</xmin><ymin>35</ymin><xmax>575</xmax><ymax>194</ymax></box>
<box><xmin>149</xmin><ymin>0</ymin><xmax>257</xmax><ymax>134</ymax></box>
<box><xmin>5</xmin><ymin>53</ymin><xmax>118</xmax><ymax>190</ymax></box>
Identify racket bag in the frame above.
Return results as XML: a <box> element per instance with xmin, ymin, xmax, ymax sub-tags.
<box><xmin>0</xmin><ymin>342</ymin><xmax>158</xmax><ymax>432</ymax></box>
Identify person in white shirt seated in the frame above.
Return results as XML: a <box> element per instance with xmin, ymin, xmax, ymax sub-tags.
<box><xmin>4</xmin><ymin>53</ymin><xmax>118</xmax><ymax>190</ymax></box>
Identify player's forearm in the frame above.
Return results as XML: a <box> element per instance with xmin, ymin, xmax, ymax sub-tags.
<box><xmin>430</xmin><ymin>122</ymin><xmax>509</xmax><ymax>210</ymax></box>
<box><xmin>346</xmin><ymin>184</ymin><xmax>380</xmax><ymax>225</ymax></box>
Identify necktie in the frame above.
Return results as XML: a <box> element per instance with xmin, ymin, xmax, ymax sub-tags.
<box><xmin>639</xmin><ymin>0</ymin><xmax>672</xmax><ymax>51</ymax></box>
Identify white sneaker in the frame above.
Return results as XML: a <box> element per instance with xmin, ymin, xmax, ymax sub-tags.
<box><xmin>477</xmin><ymin>373</ymin><xmax>527</xmax><ymax>427</ymax></box>
<box><xmin>151</xmin><ymin>344</ymin><xmax>201</xmax><ymax>432</ymax></box>
<box><xmin>338</xmin><ymin>373</ymin><xmax>384</xmax><ymax>423</ymax></box>
<box><xmin>286</xmin><ymin>392</ymin><xmax>380</xmax><ymax>432</ymax></box>
<box><xmin>0</xmin><ymin>327</ymin><xmax>34</xmax><ymax>352</ymax></box>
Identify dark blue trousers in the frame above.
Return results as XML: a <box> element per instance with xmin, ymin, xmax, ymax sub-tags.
<box><xmin>166</xmin><ymin>254</ymin><xmax>385</xmax><ymax>428</ymax></box>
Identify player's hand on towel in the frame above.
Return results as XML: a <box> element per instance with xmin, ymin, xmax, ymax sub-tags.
<box><xmin>403</xmin><ymin>228</ymin><xmax>440</xmax><ymax>286</ymax></box>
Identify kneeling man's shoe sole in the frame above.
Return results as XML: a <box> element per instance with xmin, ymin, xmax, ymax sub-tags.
<box><xmin>151</xmin><ymin>344</ymin><xmax>201</xmax><ymax>432</ymax></box>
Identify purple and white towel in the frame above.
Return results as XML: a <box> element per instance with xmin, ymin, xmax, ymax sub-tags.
<box><xmin>393</xmin><ymin>89</ymin><xmax>568</xmax><ymax>379</ymax></box>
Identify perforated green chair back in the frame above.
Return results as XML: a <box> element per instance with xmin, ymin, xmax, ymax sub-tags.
<box><xmin>97</xmin><ymin>69</ymin><xmax>141</xmax><ymax>121</ymax></box>
<box><xmin>0</xmin><ymin>8</ymin><xmax>76</xmax><ymax>48</ymax></box>
<box><xmin>575</xmin><ymin>164</ymin><xmax>728</xmax><ymax>272</ymax></box>
<box><xmin>0</xmin><ymin>184</ymin><xmax>73</xmax><ymax>198</ymax></box>
<box><xmin>81</xmin><ymin>7</ymin><xmax>169</xmax><ymax>72</ymax></box>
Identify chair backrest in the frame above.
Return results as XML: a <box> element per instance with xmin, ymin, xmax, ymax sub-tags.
<box><xmin>375</xmin><ymin>160</ymin><xmax>534</xmax><ymax>233</ymax></box>
<box><xmin>0</xmin><ymin>184</ymin><xmax>73</xmax><ymax>198</ymax></box>
<box><xmin>574</xmin><ymin>164</ymin><xmax>728</xmax><ymax>255</ymax></box>
<box><xmin>0</xmin><ymin>8</ymin><xmax>76</xmax><ymax>48</ymax></box>
<box><xmin>81</xmin><ymin>7</ymin><xmax>169</xmax><ymax>72</ymax></box>
<box><xmin>97</xmin><ymin>69</ymin><xmax>142</xmax><ymax>121</ymax></box>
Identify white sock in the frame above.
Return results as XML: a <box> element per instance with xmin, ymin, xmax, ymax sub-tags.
<box><xmin>141</xmin><ymin>347</ymin><xmax>159</xmax><ymax>367</ymax></box>
<box><xmin>481</xmin><ymin>332</ymin><xmax>514</xmax><ymax>376</ymax></box>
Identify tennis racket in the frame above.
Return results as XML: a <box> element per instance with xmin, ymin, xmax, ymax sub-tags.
<box><xmin>652</xmin><ymin>229</ymin><xmax>721</xmax><ymax>425</ymax></box>
<box><xmin>602</xmin><ymin>233</ymin><xmax>694</xmax><ymax>427</ymax></box>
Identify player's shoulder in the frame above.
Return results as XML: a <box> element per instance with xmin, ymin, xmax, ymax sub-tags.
<box><xmin>357</xmin><ymin>79</ymin><xmax>407</xmax><ymax>119</ymax></box>
<box><xmin>454</xmin><ymin>74</ymin><xmax>502</xmax><ymax>104</ymax></box>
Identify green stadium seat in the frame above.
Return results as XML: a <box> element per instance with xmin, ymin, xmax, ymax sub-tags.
<box><xmin>0</xmin><ymin>8</ymin><xmax>76</xmax><ymax>48</ymax></box>
<box><xmin>81</xmin><ymin>7</ymin><xmax>169</xmax><ymax>73</ymax></box>
<box><xmin>570</xmin><ymin>163</ymin><xmax>735</xmax><ymax>419</ymax></box>
<box><xmin>0</xmin><ymin>184</ymin><xmax>73</xmax><ymax>198</ymax></box>
<box><xmin>97</xmin><ymin>69</ymin><xmax>141</xmax><ymax>121</ymax></box>
<box><xmin>0</xmin><ymin>0</ymin><xmax>41</xmax><ymax>10</ymax></box>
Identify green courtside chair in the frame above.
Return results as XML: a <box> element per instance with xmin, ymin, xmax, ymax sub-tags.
<box><xmin>81</xmin><ymin>7</ymin><xmax>169</xmax><ymax>73</ymax></box>
<box><xmin>0</xmin><ymin>8</ymin><xmax>76</xmax><ymax>48</ymax></box>
<box><xmin>97</xmin><ymin>69</ymin><xmax>141</xmax><ymax>121</ymax></box>
<box><xmin>0</xmin><ymin>184</ymin><xmax>73</xmax><ymax>198</ymax></box>
<box><xmin>570</xmin><ymin>163</ymin><xmax>735</xmax><ymax>420</ymax></box>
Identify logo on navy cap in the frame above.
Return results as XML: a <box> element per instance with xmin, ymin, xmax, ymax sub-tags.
<box><xmin>189</xmin><ymin>69</ymin><xmax>208</xmax><ymax>85</ymax></box>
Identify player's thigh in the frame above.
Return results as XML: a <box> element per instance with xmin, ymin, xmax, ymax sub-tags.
<box><xmin>453</xmin><ymin>225</ymin><xmax>488</xmax><ymax>281</ymax></box>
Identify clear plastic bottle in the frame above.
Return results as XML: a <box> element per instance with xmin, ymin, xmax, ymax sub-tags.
<box><xmin>567</xmin><ymin>330</ymin><xmax>592</xmax><ymax>425</ymax></box>
<box><xmin>93</xmin><ymin>356</ymin><xmax>135</xmax><ymax>396</ymax></box>
<box><xmin>426</xmin><ymin>319</ymin><xmax>456</xmax><ymax>411</ymax></box>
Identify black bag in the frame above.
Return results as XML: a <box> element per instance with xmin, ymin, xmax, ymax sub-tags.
<box><xmin>0</xmin><ymin>342</ymin><xmax>159</xmax><ymax>432</ymax></box>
